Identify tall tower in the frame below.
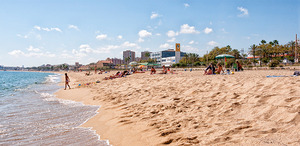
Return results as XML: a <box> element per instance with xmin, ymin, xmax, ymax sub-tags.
<box><xmin>175</xmin><ymin>43</ymin><xmax>181</xmax><ymax>63</ymax></box>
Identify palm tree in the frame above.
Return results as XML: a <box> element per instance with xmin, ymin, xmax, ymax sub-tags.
<box><xmin>273</xmin><ymin>40</ymin><xmax>279</xmax><ymax>45</ymax></box>
<box><xmin>261</xmin><ymin>40</ymin><xmax>266</xmax><ymax>45</ymax></box>
<box><xmin>145</xmin><ymin>52</ymin><xmax>150</xmax><ymax>59</ymax></box>
<box><xmin>125</xmin><ymin>57</ymin><xmax>130</xmax><ymax>64</ymax></box>
<box><xmin>189</xmin><ymin>53</ymin><xmax>199</xmax><ymax>66</ymax></box>
<box><xmin>184</xmin><ymin>53</ymin><xmax>188</xmax><ymax>65</ymax></box>
<box><xmin>230</xmin><ymin>49</ymin><xmax>241</xmax><ymax>59</ymax></box>
<box><xmin>250</xmin><ymin>44</ymin><xmax>257</xmax><ymax>66</ymax></box>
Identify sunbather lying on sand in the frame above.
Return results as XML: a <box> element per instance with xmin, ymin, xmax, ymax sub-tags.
<box><xmin>103</xmin><ymin>71</ymin><xmax>121</xmax><ymax>80</ymax></box>
<box><xmin>103</xmin><ymin>71</ymin><xmax>131</xmax><ymax>80</ymax></box>
<box><xmin>170</xmin><ymin>69</ymin><xmax>178</xmax><ymax>74</ymax></box>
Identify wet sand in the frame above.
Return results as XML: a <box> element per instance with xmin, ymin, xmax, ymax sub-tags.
<box><xmin>55</xmin><ymin>69</ymin><xmax>300</xmax><ymax>145</ymax></box>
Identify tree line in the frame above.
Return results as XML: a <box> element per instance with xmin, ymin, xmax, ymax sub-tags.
<box><xmin>172</xmin><ymin>39</ymin><xmax>297</xmax><ymax>68</ymax></box>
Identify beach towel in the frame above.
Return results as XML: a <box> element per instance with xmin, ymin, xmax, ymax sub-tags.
<box><xmin>266</xmin><ymin>75</ymin><xmax>296</xmax><ymax>78</ymax></box>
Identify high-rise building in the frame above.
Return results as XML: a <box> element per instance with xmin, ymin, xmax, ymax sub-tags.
<box><xmin>123</xmin><ymin>50</ymin><xmax>135</xmax><ymax>64</ymax></box>
<box><xmin>111</xmin><ymin>58</ymin><xmax>123</xmax><ymax>65</ymax></box>
<box><xmin>141</xmin><ymin>51</ymin><xmax>151</xmax><ymax>61</ymax></box>
<box><xmin>75</xmin><ymin>62</ymin><xmax>80</xmax><ymax>67</ymax></box>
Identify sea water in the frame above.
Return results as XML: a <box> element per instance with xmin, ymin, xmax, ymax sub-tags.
<box><xmin>0</xmin><ymin>71</ymin><xmax>109</xmax><ymax>146</ymax></box>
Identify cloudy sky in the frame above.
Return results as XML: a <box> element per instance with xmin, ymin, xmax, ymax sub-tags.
<box><xmin>0</xmin><ymin>0</ymin><xmax>299</xmax><ymax>67</ymax></box>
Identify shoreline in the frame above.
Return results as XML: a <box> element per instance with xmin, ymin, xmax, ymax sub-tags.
<box><xmin>54</xmin><ymin>72</ymin><xmax>160</xmax><ymax>146</ymax></box>
<box><xmin>54</xmin><ymin>70</ymin><xmax>300</xmax><ymax>145</ymax></box>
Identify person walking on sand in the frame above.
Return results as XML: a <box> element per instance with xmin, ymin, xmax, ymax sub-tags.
<box><xmin>64</xmin><ymin>73</ymin><xmax>71</xmax><ymax>90</ymax></box>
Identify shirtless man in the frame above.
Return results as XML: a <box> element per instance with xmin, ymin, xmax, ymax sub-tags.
<box><xmin>150</xmin><ymin>67</ymin><xmax>156</xmax><ymax>75</ymax></box>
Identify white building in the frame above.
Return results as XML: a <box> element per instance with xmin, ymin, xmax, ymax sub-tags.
<box><xmin>161</xmin><ymin>56</ymin><xmax>176</xmax><ymax>67</ymax></box>
<box><xmin>150</xmin><ymin>49</ymin><xmax>186</xmax><ymax>66</ymax></box>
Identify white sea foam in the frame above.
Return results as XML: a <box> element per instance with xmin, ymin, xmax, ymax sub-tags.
<box><xmin>40</xmin><ymin>92</ymin><xmax>100</xmax><ymax>109</ymax></box>
<box><xmin>44</xmin><ymin>74</ymin><xmax>61</xmax><ymax>84</ymax></box>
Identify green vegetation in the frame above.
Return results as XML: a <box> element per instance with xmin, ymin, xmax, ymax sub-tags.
<box><xmin>173</xmin><ymin>40</ymin><xmax>297</xmax><ymax>68</ymax></box>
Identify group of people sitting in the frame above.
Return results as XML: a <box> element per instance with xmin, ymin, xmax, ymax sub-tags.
<box><xmin>204</xmin><ymin>63</ymin><xmax>224</xmax><ymax>75</ymax></box>
<box><xmin>103</xmin><ymin>65</ymin><xmax>176</xmax><ymax>80</ymax></box>
<box><xmin>150</xmin><ymin>65</ymin><xmax>177</xmax><ymax>75</ymax></box>
<box><xmin>204</xmin><ymin>61</ymin><xmax>243</xmax><ymax>75</ymax></box>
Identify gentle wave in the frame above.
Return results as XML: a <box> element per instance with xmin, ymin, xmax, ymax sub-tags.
<box><xmin>44</xmin><ymin>74</ymin><xmax>61</xmax><ymax>84</ymax></box>
<box><xmin>0</xmin><ymin>72</ymin><xmax>109</xmax><ymax>146</ymax></box>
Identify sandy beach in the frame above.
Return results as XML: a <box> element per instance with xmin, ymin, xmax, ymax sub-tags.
<box><xmin>55</xmin><ymin>69</ymin><xmax>300</xmax><ymax>145</ymax></box>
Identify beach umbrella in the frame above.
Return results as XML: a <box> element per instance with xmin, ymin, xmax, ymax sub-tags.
<box><xmin>215</xmin><ymin>54</ymin><xmax>235</xmax><ymax>59</ymax></box>
<box><xmin>138</xmin><ymin>62</ymin><xmax>149</xmax><ymax>66</ymax></box>
<box><xmin>215</xmin><ymin>54</ymin><xmax>235</xmax><ymax>67</ymax></box>
<box><xmin>138</xmin><ymin>65</ymin><xmax>145</xmax><ymax>68</ymax></box>
<box><xmin>129</xmin><ymin>61</ymin><xmax>138</xmax><ymax>66</ymax></box>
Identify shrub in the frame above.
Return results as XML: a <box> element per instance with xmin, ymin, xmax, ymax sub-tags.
<box><xmin>193</xmin><ymin>61</ymin><xmax>201</xmax><ymax>66</ymax></box>
<box><xmin>269</xmin><ymin>59</ymin><xmax>280</xmax><ymax>67</ymax></box>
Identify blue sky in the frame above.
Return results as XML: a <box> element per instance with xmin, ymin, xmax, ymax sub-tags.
<box><xmin>0</xmin><ymin>0</ymin><xmax>299</xmax><ymax>67</ymax></box>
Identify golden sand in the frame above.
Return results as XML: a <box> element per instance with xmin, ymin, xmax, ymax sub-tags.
<box><xmin>55</xmin><ymin>69</ymin><xmax>300</xmax><ymax>146</ymax></box>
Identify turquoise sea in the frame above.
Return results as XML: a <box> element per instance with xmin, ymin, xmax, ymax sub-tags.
<box><xmin>0</xmin><ymin>71</ymin><xmax>108</xmax><ymax>145</ymax></box>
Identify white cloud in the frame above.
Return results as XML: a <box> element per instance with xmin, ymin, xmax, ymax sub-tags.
<box><xmin>180</xmin><ymin>24</ymin><xmax>200</xmax><ymax>34</ymax></box>
<box><xmin>156</xmin><ymin>33</ymin><xmax>161</xmax><ymax>36</ymax></box>
<box><xmin>184</xmin><ymin>3</ymin><xmax>190</xmax><ymax>8</ymax></box>
<box><xmin>68</xmin><ymin>25</ymin><xmax>79</xmax><ymax>30</ymax></box>
<box><xmin>8</xmin><ymin>47</ymin><xmax>55</xmax><ymax>58</ymax></box>
<box><xmin>188</xmin><ymin>40</ymin><xmax>194</xmax><ymax>44</ymax></box>
<box><xmin>204</xmin><ymin>27</ymin><xmax>213</xmax><ymax>34</ymax></box>
<box><xmin>79</xmin><ymin>44</ymin><xmax>93</xmax><ymax>53</ymax></box>
<box><xmin>117</xmin><ymin>35</ymin><xmax>123</xmax><ymax>39</ymax></box>
<box><xmin>138</xmin><ymin>30</ymin><xmax>152</xmax><ymax>38</ymax></box>
<box><xmin>51</xmin><ymin>28</ymin><xmax>62</xmax><ymax>32</ymax></box>
<box><xmin>150</xmin><ymin>12</ymin><xmax>159</xmax><ymax>19</ymax></box>
<box><xmin>17</xmin><ymin>34</ymin><xmax>29</xmax><ymax>39</ymax></box>
<box><xmin>237</xmin><ymin>7</ymin><xmax>249</xmax><ymax>17</ymax></box>
<box><xmin>34</xmin><ymin>26</ymin><xmax>41</xmax><ymax>30</ymax></box>
<box><xmin>138</xmin><ymin>38</ymin><xmax>144</xmax><ymax>42</ymax></box>
<box><xmin>122</xmin><ymin>41</ymin><xmax>138</xmax><ymax>48</ymax></box>
<box><xmin>34</xmin><ymin>25</ymin><xmax>62</xmax><ymax>32</ymax></box>
<box><xmin>96</xmin><ymin>34</ymin><xmax>107</xmax><ymax>40</ymax></box>
<box><xmin>208</xmin><ymin>41</ymin><xmax>218</xmax><ymax>46</ymax></box>
<box><xmin>167</xmin><ymin>38</ymin><xmax>176</xmax><ymax>43</ymax></box>
<box><xmin>160</xmin><ymin>43</ymin><xmax>172</xmax><ymax>49</ymax></box>
<box><xmin>27</xmin><ymin>46</ymin><xmax>41</xmax><ymax>52</ymax></box>
<box><xmin>8</xmin><ymin>50</ymin><xmax>24</xmax><ymax>56</ymax></box>
<box><xmin>75</xmin><ymin>41</ymin><xmax>140</xmax><ymax>58</ymax></box>
<box><xmin>166</xmin><ymin>30</ymin><xmax>179</xmax><ymax>37</ymax></box>
<box><xmin>72</xmin><ymin>49</ymin><xmax>87</xmax><ymax>58</ymax></box>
